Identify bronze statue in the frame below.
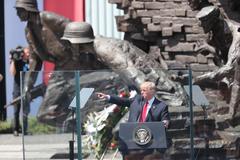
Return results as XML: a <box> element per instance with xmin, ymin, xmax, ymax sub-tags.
<box><xmin>195</xmin><ymin>6</ymin><xmax>240</xmax><ymax>122</ymax></box>
<box><xmin>15</xmin><ymin>0</ymin><xmax>109</xmax><ymax>126</ymax></box>
<box><xmin>16</xmin><ymin>0</ymin><xmax>186</xmax><ymax>126</ymax></box>
<box><xmin>61</xmin><ymin>22</ymin><xmax>186</xmax><ymax>106</ymax></box>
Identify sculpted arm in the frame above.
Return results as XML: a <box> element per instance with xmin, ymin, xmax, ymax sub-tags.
<box><xmin>24</xmin><ymin>27</ymin><xmax>42</xmax><ymax>92</ymax></box>
<box><xmin>195</xmin><ymin>19</ymin><xmax>240</xmax><ymax>84</ymax></box>
<box><xmin>40</xmin><ymin>11</ymin><xmax>71</xmax><ymax>38</ymax></box>
<box><xmin>94</xmin><ymin>37</ymin><xmax>186</xmax><ymax>106</ymax></box>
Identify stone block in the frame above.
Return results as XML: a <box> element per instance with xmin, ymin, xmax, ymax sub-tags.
<box><xmin>152</xmin><ymin>16</ymin><xmax>172</xmax><ymax>24</ymax></box>
<box><xmin>140</xmin><ymin>9</ymin><xmax>175</xmax><ymax>17</ymax></box>
<box><xmin>132</xmin><ymin>1</ymin><xmax>144</xmax><ymax>9</ymax></box>
<box><xmin>173</xmin><ymin>17</ymin><xmax>198</xmax><ymax>26</ymax></box>
<box><xmin>165</xmin><ymin>42</ymin><xmax>195</xmax><ymax>52</ymax></box>
<box><xmin>137</xmin><ymin>10</ymin><xmax>161</xmax><ymax>17</ymax></box>
<box><xmin>134</xmin><ymin>0</ymin><xmax>152</xmax><ymax>1</ymax></box>
<box><xmin>197</xmin><ymin>54</ymin><xmax>208</xmax><ymax>64</ymax></box>
<box><xmin>147</xmin><ymin>23</ymin><xmax>161</xmax><ymax>31</ymax></box>
<box><xmin>184</xmin><ymin>25</ymin><xmax>205</xmax><ymax>34</ymax></box>
<box><xmin>175</xmin><ymin>9</ymin><xmax>186</xmax><ymax>17</ymax></box>
<box><xmin>175</xmin><ymin>55</ymin><xmax>197</xmax><ymax>63</ymax></box>
<box><xmin>172</xmin><ymin>24</ymin><xmax>183</xmax><ymax>32</ymax></box>
<box><xmin>186</xmin><ymin>34</ymin><xmax>208</xmax><ymax>42</ymax></box>
<box><xmin>161</xmin><ymin>21</ymin><xmax>172</xmax><ymax>27</ymax></box>
<box><xmin>145</xmin><ymin>2</ymin><xmax>176</xmax><ymax>9</ymax></box>
<box><xmin>156</xmin><ymin>0</ymin><xmax>175</xmax><ymax>2</ymax></box>
<box><xmin>187</xmin><ymin>10</ymin><xmax>198</xmax><ymax>18</ymax></box>
<box><xmin>162</xmin><ymin>27</ymin><xmax>173</xmax><ymax>36</ymax></box>
<box><xmin>190</xmin><ymin>63</ymin><xmax>210</xmax><ymax>72</ymax></box>
<box><xmin>184</xmin><ymin>26</ymin><xmax>193</xmax><ymax>33</ymax></box>
<box><xmin>159</xmin><ymin>9</ymin><xmax>176</xmax><ymax>17</ymax></box>
<box><xmin>108</xmin><ymin>0</ymin><xmax>122</xmax><ymax>4</ymax></box>
<box><xmin>141</xmin><ymin>17</ymin><xmax>152</xmax><ymax>24</ymax></box>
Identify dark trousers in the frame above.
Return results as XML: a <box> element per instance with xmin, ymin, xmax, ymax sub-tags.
<box><xmin>13</xmin><ymin>101</ymin><xmax>29</xmax><ymax>134</ymax></box>
<box><xmin>13</xmin><ymin>83</ymin><xmax>30</xmax><ymax>133</ymax></box>
<box><xmin>13</xmin><ymin>103</ymin><xmax>20</xmax><ymax>132</ymax></box>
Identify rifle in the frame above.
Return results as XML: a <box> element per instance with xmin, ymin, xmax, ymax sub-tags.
<box><xmin>4</xmin><ymin>83</ymin><xmax>46</xmax><ymax>108</ymax></box>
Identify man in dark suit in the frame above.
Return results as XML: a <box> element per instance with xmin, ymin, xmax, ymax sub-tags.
<box><xmin>97</xmin><ymin>81</ymin><xmax>170</xmax><ymax>160</ymax></box>
<box><xmin>97</xmin><ymin>81</ymin><xmax>170</xmax><ymax>127</ymax></box>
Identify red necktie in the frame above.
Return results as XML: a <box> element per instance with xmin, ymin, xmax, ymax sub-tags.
<box><xmin>140</xmin><ymin>101</ymin><xmax>149</xmax><ymax>122</ymax></box>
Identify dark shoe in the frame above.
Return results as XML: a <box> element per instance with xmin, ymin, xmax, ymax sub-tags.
<box><xmin>13</xmin><ymin>131</ymin><xmax>19</xmax><ymax>136</ymax></box>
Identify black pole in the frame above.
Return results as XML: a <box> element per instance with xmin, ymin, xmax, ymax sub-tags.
<box><xmin>69</xmin><ymin>109</ymin><xmax>75</xmax><ymax>160</ymax></box>
<box><xmin>188</xmin><ymin>66</ymin><xmax>194</xmax><ymax>160</ymax></box>
<box><xmin>75</xmin><ymin>71</ymin><xmax>82</xmax><ymax>160</ymax></box>
<box><xmin>69</xmin><ymin>140</ymin><xmax>74</xmax><ymax>160</ymax></box>
<box><xmin>168</xmin><ymin>66</ymin><xmax>195</xmax><ymax>159</ymax></box>
<box><xmin>0</xmin><ymin>0</ymin><xmax>6</xmax><ymax>121</ymax></box>
<box><xmin>203</xmin><ymin>105</ymin><xmax>209</xmax><ymax>159</ymax></box>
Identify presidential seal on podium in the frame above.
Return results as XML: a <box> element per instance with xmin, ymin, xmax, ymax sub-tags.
<box><xmin>133</xmin><ymin>125</ymin><xmax>152</xmax><ymax>146</ymax></box>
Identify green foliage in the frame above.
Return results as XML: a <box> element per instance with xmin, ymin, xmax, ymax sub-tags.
<box><xmin>28</xmin><ymin>117</ymin><xmax>56</xmax><ymax>134</ymax></box>
<box><xmin>0</xmin><ymin>117</ymin><xmax>56</xmax><ymax>134</ymax></box>
<box><xmin>0</xmin><ymin>121</ymin><xmax>12</xmax><ymax>133</ymax></box>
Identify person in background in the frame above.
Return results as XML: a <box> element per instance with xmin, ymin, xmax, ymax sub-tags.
<box><xmin>10</xmin><ymin>46</ymin><xmax>30</xmax><ymax>136</ymax></box>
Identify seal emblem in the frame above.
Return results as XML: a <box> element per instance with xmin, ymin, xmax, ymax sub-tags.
<box><xmin>133</xmin><ymin>125</ymin><xmax>152</xmax><ymax>145</ymax></box>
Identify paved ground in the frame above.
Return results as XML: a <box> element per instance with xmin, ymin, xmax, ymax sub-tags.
<box><xmin>0</xmin><ymin>133</ymin><xmax>122</xmax><ymax>160</ymax></box>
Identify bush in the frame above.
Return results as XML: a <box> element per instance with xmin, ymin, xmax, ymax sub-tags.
<box><xmin>0</xmin><ymin>117</ymin><xmax>57</xmax><ymax>134</ymax></box>
<box><xmin>0</xmin><ymin>121</ymin><xmax>12</xmax><ymax>133</ymax></box>
<box><xmin>28</xmin><ymin>117</ymin><xmax>56</xmax><ymax>134</ymax></box>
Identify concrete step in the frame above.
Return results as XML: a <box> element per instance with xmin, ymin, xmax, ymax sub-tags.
<box><xmin>169</xmin><ymin>119</ymin><xmax>186</xmax><ymax>129</ymax></box>
<box><xmin>169</xmin><ymin>138</ymin><xmax>240</xmax><ymax>160</ymax></box>
<box><xmin>167</xmin><ymin>128</ymin><xmax>189</xmax><ymax>139</ymax></box>
<box><xmin>169</xmin><ymin>106</ymin><xmax>205</xmax><ymax>119</ymax></box>
<box><xmin>170</xmin><ymin>147</ymin><xmax>239</xmax><ymax>160</ymax></box>
<box><xmin>168</xmin><ymin>118</ymin><xmax>216</xmax><ymax>139</ymax></box>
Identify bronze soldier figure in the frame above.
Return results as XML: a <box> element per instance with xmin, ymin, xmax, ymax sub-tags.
<box><xmin>16</xmin><ymin>0</ymin><xmax>185</xmax><ymax>126</ymax></box>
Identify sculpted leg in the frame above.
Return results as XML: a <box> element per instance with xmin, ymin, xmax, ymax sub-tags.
<box><xmin>37</xmin><ymin>72</ymin><xmax>75</xmax><ymax>126</ymax></box>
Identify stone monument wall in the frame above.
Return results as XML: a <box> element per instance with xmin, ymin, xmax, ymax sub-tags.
<box><xmin>109</xmin><ymin>0</ymin><xmax>225</xmax><ymax>77</ymax></box>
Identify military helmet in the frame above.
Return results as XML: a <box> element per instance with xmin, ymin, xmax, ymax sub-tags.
<box><xmin>61</xmin><ymin>22</ymin><xmax>95</xmax><ymax>44</ymax></box>
<box><xmin>196</xmin><ymin>6</ymin><xmax>220</xmax><ymax>21</ymax></box>
<box><xmin>15</xmin><ymin>0</ymin><xmax>39</xmax><ymax>12</ymax></box>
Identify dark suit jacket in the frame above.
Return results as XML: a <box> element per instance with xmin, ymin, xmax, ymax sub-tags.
<box><xmin>109</xmin><ymin>95</ymin><xmax>170</xmax><ymax>122</ymax></box>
